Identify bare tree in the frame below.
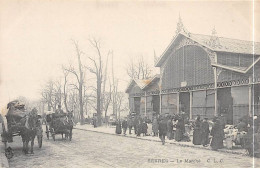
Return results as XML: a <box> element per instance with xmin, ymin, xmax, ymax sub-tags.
<box><xmin>64</xmin><ymin>40</ymin><xmax>85</xmax><ymax>125</ymax></box>
<box><xmin>126</xmin><ymin>56</ymin><xmax>152</xmax><ymax>80</ymax></box>
<box><xmin>86</xmin><ymin>38</ymin><xmax>110</xmax><ymax>126</ymax></box>
<box><xmin>41</xmin><ymin>80</ymin><xmax>55</xmax><ymax>111</ymax></box>
<box><xmin>126</xmin><ymin>59</ymin><xmax>136</xmax><ymax>79</ymax></box>
<box><xmin>116</xmin><ymin>92</ymin><xmax>125</xmax><ymax>119</ymax></box>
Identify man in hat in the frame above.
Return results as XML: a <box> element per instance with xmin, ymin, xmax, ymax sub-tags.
<box><xmin>158</xmin><ymin>116</ymin><xmax>168</xmax><ymax>145</ymax></box>
<box><xmin>55</xmin><ymin>105</ymin><xmax>64</xmax><ymax>115</ymax></box>
<box><xmin>122</xmin><ymin>118</ymin><xmax>128</xmax><ymax>135</ymax></box>
<box><xmin>200</xmin><ymin>117</ymin><xmax>210</xmax><ymax>147</ymax></box>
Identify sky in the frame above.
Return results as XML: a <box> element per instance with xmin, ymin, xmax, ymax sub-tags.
<box><xmin>0</xmin><ymin>0</ymin><xmax>259</xmax><ymax>110</ymax></box>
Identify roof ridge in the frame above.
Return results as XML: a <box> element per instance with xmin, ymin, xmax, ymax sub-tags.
<box><xmin>191</xmin><ymin>32</ymin><xmax>260</xmax><ymax>44</ymax></box>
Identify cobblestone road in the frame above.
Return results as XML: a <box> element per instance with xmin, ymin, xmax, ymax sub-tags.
<box><xmin>7</xmin><ymin>128</ymin><xmax>260</xmax><ymax>168</ymax></box>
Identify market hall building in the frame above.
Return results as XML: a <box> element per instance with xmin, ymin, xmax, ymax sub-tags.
<box><xmin>126</xmin><ymin>19</ymin><xmax>260</xmax><ymax>124</ymax></box>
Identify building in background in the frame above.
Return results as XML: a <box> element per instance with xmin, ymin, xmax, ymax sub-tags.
<box><xmin>126</xmin><ymin>17</ymin><xmax>260</xmax><ymax>124</ymax></box>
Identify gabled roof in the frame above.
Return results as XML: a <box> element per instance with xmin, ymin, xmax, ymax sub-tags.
<box><xmin>155</xmin><ymin>31</ymin><xmax>260</xmax><ymax>67</ymax></box>
<box><xmin>125</xmin><ymin>79</ymin><xmax>148</xmax><ymax>93</ymax></box>
<box><xmin>142</xmin><ymin>74</ymin><xmax>160</xmax><ymax>90</ymax></box>
<box><xmin>125</xmin><ymin>75</ymin><xmax>160</xmax><ymax>93</ymax></box>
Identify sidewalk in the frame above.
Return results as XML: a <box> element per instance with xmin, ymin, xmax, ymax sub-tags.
<box><xmin>75</xmin><ymin>124</ymin><xmax>248</xmax><ymax>156</ymax></box>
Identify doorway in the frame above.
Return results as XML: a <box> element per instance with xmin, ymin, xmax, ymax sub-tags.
<box><xmin>179</xmin><ymin>92</ymin><xmax>190</xmax><ymax>116</ymax></box>
<box><xmin>217</xmin><ymin>88</ymin><xmax>233</xmax><ymax>124</ymax></box>
<box><xmin>152</xmin><ymin>95</ymin><xmax>160</xmax><ymax>114</ymax></box>
<box><xmin>134</xmin><ymin>97</ymin><xmax>141</xmax><ymax>115</ymax></box>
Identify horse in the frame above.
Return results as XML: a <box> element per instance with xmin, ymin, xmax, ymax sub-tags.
<box><xmin>63</xmin><ymin>111</ymin><xmax>74</xmax><ymax>140</ymax></box>
<box><xmin>20</xmin><ymin>109</ymin><xmax>38</xmax><ymax>154</ymax></box>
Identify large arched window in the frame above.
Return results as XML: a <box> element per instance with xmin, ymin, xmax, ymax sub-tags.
<box><xmin>161</xmin><ymin>45</ymin><xmax>214</xmax><ymax>89</ymax></box>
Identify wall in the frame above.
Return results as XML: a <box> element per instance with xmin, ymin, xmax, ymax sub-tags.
<box><xmin>192</xmin><ymin>89</ymin><xmax>215</xmax><ymax>119</ymax></box>
<box><xmin>217</xmin><ymin>52</ymin><xmax>254</xmax><ymax>67</ymax></box>
<box><xmin>161</xmin><ymin>45</ymin><xmax>214</xmax><ymax>90</ymax></box>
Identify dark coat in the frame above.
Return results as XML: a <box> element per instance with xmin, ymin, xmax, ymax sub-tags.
<box><xmin>115</xmin><ymin>121</ymin><xmax>122</xmax><ymax>134</ymax></box>
<box><xmin>152</xmin><ymin>118</ymin><xmax>159</xmax><ymax>133</ymax></box>
<box><xmin>193</xmin><ymin>120</ymin><xmax>202</xmax><ymax>145</ymax></box>
<box><xmin>122</xmin><ymin>120</ymin><xmax>128</xmax><ymax>129</ymax></box>
<box><xmin>167</xmin><ymin>120</ymin><xmax>173</xmax><ymax>132</ymax></box>
<box><xmin>200</xmin><ymin>121</ymin><xmax>210</xmax><ymax>146</ymax></box>
<box><xmin>175</xmin><ymin>120</ymin><xmax>184</xmax><ymax>141</ymax></box>
<box><xmin>141</xmin><ymin>122</ymin><xmax>148</xmax><ymax>134</ymax></box>
<box><xmin>158</xmin><ymin>120</ymin><xmax>167</xmax><ymax>135</ymax></box>
<box><xmin>210</xmin><ymin>121</ymin><xmax>224</xmax><ymax>150</ymax></box>
<box><xmin>167</xmin><ymin>120</ymin><xmax>174</xmax><ymax>140</ymax></box>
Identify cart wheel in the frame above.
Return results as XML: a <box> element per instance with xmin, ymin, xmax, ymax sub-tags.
<box><xmin>46</xmin><ymin>125</ymin><xmax>49</xmax><ymax>140</ymax></box>
<box><xmin>5</xmin><ymin>147</ymin><xmax>14</xmax><ymax>159</ymax></box>
<box><xmin>38</xmin><ymin>135</ymin><xmax>43</xmax><ymax>148</ymax></box>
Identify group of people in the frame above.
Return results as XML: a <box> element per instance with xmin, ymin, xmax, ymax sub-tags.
<box><xmin>113</xmin><ymin>112</ymin><xmax>260</xmax><ymax>156</ymax></box>
<box><xmin>192</xmin><ymin>116</ymin><xmax>221</xmax><ymax>150</ymax></box>
<box><xmin>155</xmin><ymin>114</ymin><xmax>187</xmax><ymax>145</ymax></box>
<box><xmin>114</xmin><ymin>113</ymin><xmax>188</xmax><ymax>145</ymax></box>
<box><xmin>115</xmin><ymin>115</ymin><xmax>151</xmax><ymax>136</ymax></box>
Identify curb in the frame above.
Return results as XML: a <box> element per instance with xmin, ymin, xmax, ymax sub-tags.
<box><xmin>74</xmin><ymin>127</ymin><xmax>247</xmax><ymax>157</ymax></box>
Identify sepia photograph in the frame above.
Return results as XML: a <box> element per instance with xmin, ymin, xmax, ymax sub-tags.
<box><xmin>0</xmin><ymin>0</ymin><xmax>260</xmax><ymax>168</ymax></box>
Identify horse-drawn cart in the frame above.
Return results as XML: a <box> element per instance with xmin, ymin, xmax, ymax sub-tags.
<box><xmin>45</xmin><ymin>112</ymin><xmax>73</xmax><ymax>141</ymax></box>
<box><xmin>0</xmin><ymin>100</ymin><xmax>43</xmax><ymax>159</ymax></box>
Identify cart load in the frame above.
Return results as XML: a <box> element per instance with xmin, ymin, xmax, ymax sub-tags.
<box><xmin>45</xmin><ymin>112</ymin><xmax>73</xmax><ymax>141</ymax></box>
<box><xmin>1</xmin><ymin>100</ymin><xmax>43</xmax><ymax>158</ymax></box>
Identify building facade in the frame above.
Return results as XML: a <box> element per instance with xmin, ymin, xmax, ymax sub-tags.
<box><xmin>126</xmin><ymin>19</ymin><xmax>260</xmax><ymax>124</ymax></box>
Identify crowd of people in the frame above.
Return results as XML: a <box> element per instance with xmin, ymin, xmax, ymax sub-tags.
<box><xmin>113</xmin><ymin>112</ymin><xmax>260</xmax><ymax>156</ymax></box>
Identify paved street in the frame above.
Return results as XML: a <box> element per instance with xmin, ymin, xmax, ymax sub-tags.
<box><xmin>6</xmin><ymin>128</ymin><xmax>260</xmax><ymax>168</ymax></box>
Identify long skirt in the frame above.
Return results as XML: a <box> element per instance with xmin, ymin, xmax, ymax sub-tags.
<box><xmin>175</xmin><ymin>129</ymin><xmax>183</xmax><ymax>142</ymax></box>
<box><xmin>201</xmin><ymin>132</ymin><xmax>209</xmax><ymax>146</ymax></box>
<box><xmin>210</xmin><ymin>136</ymin><xmax>224</xmax><ymax>150</ymax></box>
<box><xmin>193</xmin><ymin>129</ymin><xmax>202</xmax><ymax>145</ymax></box>
<box><xmin>167</xmin><ymin>131</ymin><xmax>174</xmax><ymax>140</ymax></box>
<box><xmin>115</xmin><ymin>125</ymin><xmax>122</xmax><ymax>134</ymax></box>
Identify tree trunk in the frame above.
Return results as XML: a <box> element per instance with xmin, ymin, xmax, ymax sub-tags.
<box><xmin>96</xmin><ymin>79</ymin><xmax>102</xmax><ymax>126</ymax></box>
<box><xmin>79</xmin><ymin>86</ymin><xmax>84</xmax><ymax>125</ymax></box>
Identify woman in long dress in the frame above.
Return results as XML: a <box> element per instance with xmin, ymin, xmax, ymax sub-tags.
<box><xmin>152</xmin><ymin>118</ymin><xmax>159</xmax><ymax>137</ymax></box>
<box><xmin>200</xmin><ymin>118</ymin><xmax>210</xmax><ymax>146</ymax></box>
<box><xmin>115</xmin><ymin>120</ymin><xmax>122</xmax><ymax>134</ymax></box>
<box><xmin>193</xmin><ymin>116</ymin><xmax>202</xmax><ymax>145</ymax></box>
<box><xmin>210</xmin><ymin>119</ymin><xmax>224</xmax><ymax>150</ymax></box>
<box><xmin>175</xmin><ymin>118</ymin><xmax>184</xmax><ymax>142</ymax></box>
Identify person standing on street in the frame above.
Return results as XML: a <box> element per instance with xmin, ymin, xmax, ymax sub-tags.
<box><xmin>210</xmin><ymin>118</ymin><xmax>224</xmax><ymax>150</ymax></box>
<box><xmin>133</xmin><ymin>116</ymin><xmax>139</xmax><ymax>135</ymax></box>
<box><xmin>115</xmin><ymin>119</ymin><xmax>122</xmax><ymax>134</ymax></box>
<box><xmin>167</xmin><ymin>116</ymin><xmax>174</xmax><ymax>140</ymax></box>
<box><xmin>193</xmin><ymin>116</ymin><xmax>202</xmax><ymax>145</ymax></box>
<box><xmin>152</xmin><ymin>117</ymin><xmax>159</xmax><ymax>137</ymax></box>
<box><xmin>122</xmin><ymin>119</ymin><xmax>128</xmax><ymax>135</ymax></box>
<box><xmin>175</xmin><ymin>118</ymin><xmax>185</xmax><ymax>142</ymax></box>
<box><xmin>141</xmin><ymin>120</ymin><xmax>148</xmax><ymax>136</ymax></box>
<box><xmin>158</xmin><ymin>116</ymin><xmax>168</xmax><ymax>145</ymax></box>
<box><xmin>200</xmin><ymin>117</ymin><xmax>210</xmax><ymax>147</ymax></box>
<box><xmin>127</xmin><ymin>116</ymin><xmax>133</xmax><ymax>134</ymax></box>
